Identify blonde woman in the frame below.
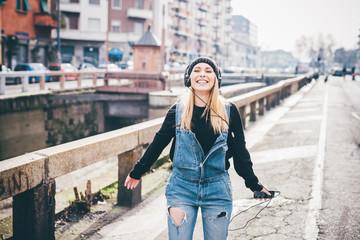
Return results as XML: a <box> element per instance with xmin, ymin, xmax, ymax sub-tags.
<box><xmin>125</xmin><ymin>57</ymin><xmax>270</xmax><ymax>239</ymax></box>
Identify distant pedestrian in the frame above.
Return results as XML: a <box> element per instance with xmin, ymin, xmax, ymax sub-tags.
<box><xmin>324</xmin><ymin>74</ymin><xmax>329</xmax><ymax>83</ymax></box>
<box><xmin>351</xmin><ymin>66</ymin><xmax>356</xmax><ymax>81</ymax></box>
<box><xmin>342</xmin><ymin>67</ymin><xmax>347</xmax><ymax>80</ymax></box>
<box><xmin>124</xmin><ymin>57</ymin><xmax>271</xmax><ymax>239</ymax></box>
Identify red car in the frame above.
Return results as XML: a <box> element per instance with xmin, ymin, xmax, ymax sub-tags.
<box><xmin>48</xmin><ymin>63</ymin><xmax>78</xmax><ymax>81</ymax></box>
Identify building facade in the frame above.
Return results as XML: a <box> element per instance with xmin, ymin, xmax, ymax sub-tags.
<box><xmin>261</xmin><ymin>50</ymin><xmax>297</xmax><ymax>69</ymax></box>
<box><xmin>1</xmin><ymin>0</ymin><xmax>236</xmax><ymax>70</ymax></box>
<box><xmin>230</xmin><ymin>15</ymin><xmax>259</xmax><ymax>70</ymax></box>
<box><xmin>53</xmin><ymin>0</ymin><xmax>108</xmax><ymax>67</ymax></box>
<box><xmin>107</xmin><ymin>0</ymin><xmax>154</xmax><ymax>65</ymax></box>
<box><xmin>1</xmin><ymin>0</ymin><xmax>56</xmax><ymax>69</ymax></box>
<box><xmin>167</xmin><ymin>0</ymin><xmax>232</xmax><ymax>68</ymax></box>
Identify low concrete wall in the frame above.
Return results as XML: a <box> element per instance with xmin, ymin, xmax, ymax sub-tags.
<box><xmin>0</xmin><ymin>75</ymin><xmax>309</xmax><ymax>239</ymax></box>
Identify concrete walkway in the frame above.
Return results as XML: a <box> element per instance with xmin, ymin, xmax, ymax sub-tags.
<box><xmin>84</xmin><ymin>79</ymin><xmax>318</xmax><ymax>240</ymax></box>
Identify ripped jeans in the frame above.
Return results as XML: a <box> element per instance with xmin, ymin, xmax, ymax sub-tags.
<box><xmin>165</xmin><ymin>169</ymin><xmax>233</xmax><ymax>240</ymax></box>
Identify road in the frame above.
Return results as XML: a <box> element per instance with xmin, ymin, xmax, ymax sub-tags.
<box><xmin>317</xmin><ymin>76</ymin><xmax>360</xmax><ymax>239</ymax></box>
<box><xmin>225</xmin><ymin>75</ymin><xmax>360</xmax><ymax>240</ymax></box>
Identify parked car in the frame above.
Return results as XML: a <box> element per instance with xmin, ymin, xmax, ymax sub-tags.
<box><xmin>13</xmin><ymin>63</ymin><xmax>51</xmax><ymax>83</ymax></box>
<box><xmin>48</xmin><ymin>63</ymin><xmax>78</xmax><ymax>81</ymax></box>
<box><xmin>98</xmin><ymin>63</ymin><xmax>122</xmax><ymax>72</ymax></box>
<box><xmin>332</xmin><ymin>69</ymin><xmax>343</xmax><ymax>76</ymax></box>
<box><xmin>78</xmin><ymin>62</ymin><xmax>99</xmax><ymax>79</ymax></box>
<box><xmin>1</xmin><ymin>65</ymin><xmax>20</xmax><ymax>85</ymax></box>
<box><xmin>78</xmin><ymin>62</ymin><xmax>97</xmax><ymax>71</ymax></box>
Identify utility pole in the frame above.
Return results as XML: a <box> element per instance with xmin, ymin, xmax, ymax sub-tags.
<box><xmin>57</xmin><ymin>0</ymin><xmax>61</xmax><ymax>63</ymax></box>
<box><xmin>105</xmin><ymin>0</ymin><xmax>110</xmax><ymax>71</ymax></box>
<box><xmin>0</xmin><ymin>2</ymin><xmax>3</xmax><ymax>65</ymax></box>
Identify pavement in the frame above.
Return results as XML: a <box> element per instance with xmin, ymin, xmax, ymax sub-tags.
<box><xmin>54</xmin><ymin>75</ymin><xmax>360</xmax><ymax>240</ymax></box>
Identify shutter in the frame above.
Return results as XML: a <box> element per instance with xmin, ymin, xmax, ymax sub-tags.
<box><xmin>23</xmin><ymin>0</ymin><xmax>31</xmax><ymax>10</ymax></box>
<box><xmin>40</xmin><ymin>0</ymin><xmax>50</xmax><ymax>13</ymax></box>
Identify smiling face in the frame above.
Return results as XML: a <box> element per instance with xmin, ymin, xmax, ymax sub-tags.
<box><xmin>190</xmin><ymin>62</ymin><xmax>216</xmax><ymax>93</ymax></box>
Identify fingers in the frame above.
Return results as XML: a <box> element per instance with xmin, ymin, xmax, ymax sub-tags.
<box><xmin>261</xmin><ymin>188</ymin><xmax>271</xmax><ymax>196</ymax></box>
<box><xmin>124</xmin><ymin>175</ymin><xmax>139</xmax><ymax>190</ymax></box>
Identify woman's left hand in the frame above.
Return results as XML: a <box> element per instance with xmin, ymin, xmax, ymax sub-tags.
<box><xmin>256</xmin><ymin>188</ymin><xmax>272</xmax><ymax>201</ymax></box>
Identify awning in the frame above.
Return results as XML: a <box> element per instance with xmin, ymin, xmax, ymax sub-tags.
<box><xmin>108</xmin><ymin>48</ymin><xmax>123</xmax><ymax>58</ymax></box>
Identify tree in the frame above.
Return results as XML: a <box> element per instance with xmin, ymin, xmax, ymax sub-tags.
<box><xmin>295</xmin><ymin>32</ymin><xmax>336</xmax><ymax>67</ymax></box>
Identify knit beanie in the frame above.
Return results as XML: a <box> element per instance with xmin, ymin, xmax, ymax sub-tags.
<box><xmin>185</xmin><ymin>57</ymin><xmax>220</xmax><ymax>80</ymax></box>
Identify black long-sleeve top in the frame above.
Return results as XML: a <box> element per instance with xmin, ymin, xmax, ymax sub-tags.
<box><xmin>129</xmin><ymin>102</ymin><xmax>263</xmax><ymax>192</ymax></box>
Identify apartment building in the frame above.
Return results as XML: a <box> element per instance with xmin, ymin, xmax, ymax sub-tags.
<box><xmin>261</xmin><ymin>50</ymin><xmax>297</xmax><ymax>69</ymax></box>
<box><xmin>168</xmin><ymin>0</ymin><xmax>232</xmax><ymax>68</ymax></box>
<box><xmin>54</xmin><ymin>0</ymin><xmax>108</xmax><ymax>66</ymax></box>
<box><xmin>231</xmin><ymin>15</ymin><xmax>259</xmax><ymax>69</ymax></box>
<box><xmin>53</xmin><ymin>0</ymin><xmax>156</xmax><ymax>67</ymax></box>
<box><xmin>1</xmin><ymin>0</ymin><xmax>56</xmax><ymax>68</ymax></box>
<box><xmin>107</xmin><ymin>0</ymin><xmax>154</xmax><ymax>64</ymax></box>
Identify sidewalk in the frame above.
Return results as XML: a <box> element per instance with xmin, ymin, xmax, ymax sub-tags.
<box><xmin>83</xmin><ymin>79</ymin><xmax>318</xmax><ymax>240</ymax></box>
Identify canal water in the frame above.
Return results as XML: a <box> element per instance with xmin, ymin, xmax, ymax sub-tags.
<box><xmin>0</xmin><ymin>92</ymin><xmax>154</xmax><ymax>161</ymax></box>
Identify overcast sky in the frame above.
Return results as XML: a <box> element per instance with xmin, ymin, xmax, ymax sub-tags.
<box><xmin>231</xmin><ymin>0</ymin><xmax>360</xmax><ymax>54</ymax></box>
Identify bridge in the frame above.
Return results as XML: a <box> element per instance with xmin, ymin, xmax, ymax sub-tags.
<box><xmin>1</xmin><ymin>74</ymin><xmax>359</xmax><ymax>239</ymax></box>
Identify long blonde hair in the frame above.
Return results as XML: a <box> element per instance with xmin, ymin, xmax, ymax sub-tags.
<box><xmin>180</xmin><ymin>78</ymin><xmax>228</xmax><ymax>134</ymax></box>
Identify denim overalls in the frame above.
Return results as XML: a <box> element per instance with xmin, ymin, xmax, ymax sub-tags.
<box><xmin>165</xmin><ymin>103</ymin><xmax>233</xmax><ymax>240</ymax></box>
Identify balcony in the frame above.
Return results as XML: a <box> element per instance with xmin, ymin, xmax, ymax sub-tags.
<box><xmin>174</xmin><ymin>7</ymin><xmax>187</xmax><ymax>19</ymax></box>
<box><xmin>127</xmin><ymin>8</ymin><xmax>153</xmax><ymax>20</ymax></box>
<box><xmin>60</xmin><ymin>2</ymin><xmax>80</xmax><ymax>13</ymax></box>
<box><xmin>34</xmin><ymin>13</ymin><xmax>57</xmax><ymax>28</ymax></box>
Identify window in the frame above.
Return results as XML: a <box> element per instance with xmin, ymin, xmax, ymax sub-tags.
<box><xmin>89</xmin><ymin>0</ymin><xmax>100</xmax><ymax>5</ymax></box>
<box><xmin>40</xmin><ymin>0</ymin><xmax>49</xmax><ymax>13</ymax></box>
<box><xmin>88</xmin><ymin>18</ymin><xmax>101</xmax><ymax>32</ymax></box>
<box><xmin>63</xmin><ymin>12</ymin><xmax>79</xmax><ymax>29</ymax></box>
<box><xmin>111</xmin><ymin>20</ymin><xmax>121</xmax><ymax>33</ymax></box>
<box><xmin>16</xmin><ymin>0</ymin><xmax>31</xmax><ymax>11</ymax></box>
<box><xmin>135</xmin><ymin>0</ymin><xmax>144</xmax><ymax>8</ymax></box>
<box><xmin>84</xmin><ymin>47</ymin><xmax>99</xmax><ymax>66</ymax></box>
<box><xmin>134</xmin><ymin>22</ymin><xmax>144</xmax><ymax>35</ymax></box>
<box><xmin>112</xmin><ymin>0</ymin><xmax>122</xmax><ymax>9</ymax></box>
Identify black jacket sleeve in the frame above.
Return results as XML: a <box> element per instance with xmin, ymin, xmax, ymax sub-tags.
<box><xmin>228</xmin><ymin>103</ymin><xmax>263</xmax><ymax>192</ymax></box>
<box><xmin>129</xmin><ymin>105</ymin><xmax>176</xmax><ymax>179</ymax></box>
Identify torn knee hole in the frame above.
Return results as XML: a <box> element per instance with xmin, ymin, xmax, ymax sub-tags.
<box><xmin>168</xmin><ymin>207</ymin><xmax>185</xmax><ymax>227</ymax></box>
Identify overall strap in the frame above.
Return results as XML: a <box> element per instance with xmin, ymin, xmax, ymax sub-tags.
<box><xmin>224</xmin><ymin>101</ymin><xmax>231</xmax><ymax>124</ymax></box>
<box><xmin>175</xmin><ymin>102</ymin><xmax>182</xmax><ymax>128</ymax></box>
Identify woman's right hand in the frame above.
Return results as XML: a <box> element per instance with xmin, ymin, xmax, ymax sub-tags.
<box><xmin>124</xmin><ymin>175</ymin><xmax>140</xmax><ymax>189</ymax></box>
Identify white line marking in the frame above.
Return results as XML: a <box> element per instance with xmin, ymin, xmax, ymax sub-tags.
<box><xmin>351</xmin><ymin>112</ymin><xmax>360</xmax><ymax>120</ymax></box>
<box><xmin>304</xmin><ymin>84</ymin><xmax>328</xmax><ymax>239</ymax></box>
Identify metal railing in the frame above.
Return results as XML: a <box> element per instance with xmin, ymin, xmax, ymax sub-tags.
<box><xmin>0</xmin><ymin>75</ymin><xmax>309</xmax><ymax>239</ymax></box>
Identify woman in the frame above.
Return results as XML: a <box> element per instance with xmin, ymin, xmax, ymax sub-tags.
<box><xmin>124</xmin><ymin>57</ymin><xmax>270</xmax><ymax>239</ymax></box>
